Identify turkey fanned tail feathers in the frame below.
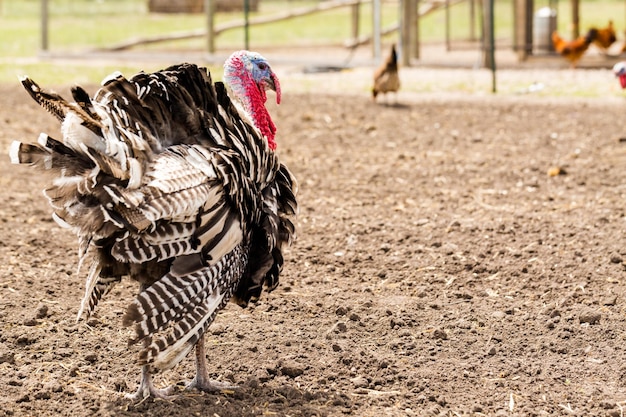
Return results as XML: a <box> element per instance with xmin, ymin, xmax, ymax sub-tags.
<box><xmin>10</xmin><ymin>62</ymin><xmax>297</xmax><ymax>373</ymax></box>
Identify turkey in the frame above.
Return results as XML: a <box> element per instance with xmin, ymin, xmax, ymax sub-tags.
<box><xmin>614</xmin><ymin>61</ymin><xmax>626</xmax><ymax>88</ymax></box>
<box><xmin>9</xmin><ymin>51</ymin><xmax>297</xmax><ymax>399</ymax></box>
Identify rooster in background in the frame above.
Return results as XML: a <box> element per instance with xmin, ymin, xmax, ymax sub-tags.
<box><xmin>372</xmin><ymin>43</ymin><xmax>400</xmax><ymax>102</ymax></box>
<box><xmin>590</xmin><ymin>20</ymin><xmax>616</xmax><ymax>53</ymax></box>
<box><xmin>552</xmin><ymin>28</ymin><xmax>598</xmax><ymax>68</ymax></box>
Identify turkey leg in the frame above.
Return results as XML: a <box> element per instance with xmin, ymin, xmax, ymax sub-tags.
<box><xmin>186</xmin><ymin>334</ymin><xmax>238</xmax><ymax>392</ymax></box>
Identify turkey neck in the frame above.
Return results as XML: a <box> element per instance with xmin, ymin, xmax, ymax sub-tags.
<box><xmin>225</xmin><ymin>71</ymin><xmax>277</xmax><ymax>151</ymax></box>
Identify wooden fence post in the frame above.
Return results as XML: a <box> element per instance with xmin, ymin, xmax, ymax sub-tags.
<box><xmin>482</xmin><ymin>0</ymin><xmax>496</xmax><ymax>91</ymax></box>
<box><xmin>571</xmin><ymin>0</ymin><xmax>579</xmax><ymax>38</ymax></box>
<box><xmin>400</xmin><ymin>0</ymin><xmax>418</xmax><ymax>66</ymax></box>
<box><xmin>513</xmin><ymin>0</ymin><xmax>532</xmax><ymax>61</ymax></box>
<box><xmin>413</xmin><ymin>0</ymin><xmax>420</xmax><ymax>60</ymax></box>
<box><xmin>351</xmin><ymin>1</ymin><xmax>360</xmax><ymax>47</ymax></box>
<box><xmin>41</xmin><ymin>0</ymin><xmax>49</xmax><ymax>52</ymax></box>
<box><xmin>482</xmin><ymin>0</ymin><xmax>492</xmax><ymax>68</ymax></box>
<box><xmin>205</xmin><ymin>0</ymin><xmax>215</xmax><ymax>53</ymax></box>
<box><xmin>470</xmin><ymin>0</ymin><xmax>476</xmax><ymax>40</ymax></box>
<box><xmin>445</xmin><ymin>0</ymin><xmax>450</xmax><ymax>51</ymax></box>
<box><xmin>400</xmin><ymin>0</ymin><xmax>409</xmax><ymax>65</ymax></box>
<box><xmin>373</xmin><ymin>0</ymin><xmax>381</xmax><ymax>60</ymax></box>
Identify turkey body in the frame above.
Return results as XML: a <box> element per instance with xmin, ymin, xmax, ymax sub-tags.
<box><xmin>10</xmin><ymin>57</ymin><xmax>297</xmax><ymax>398</ymax></box>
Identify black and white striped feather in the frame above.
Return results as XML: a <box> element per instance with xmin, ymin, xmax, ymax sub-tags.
<box><xmin>10</xmin><ymin>63</ymin><xmax>297</xmax><ymax>372</ymax></box>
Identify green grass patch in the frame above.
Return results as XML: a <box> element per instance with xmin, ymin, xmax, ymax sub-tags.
<box><xmin>1</xmin><ymin>0</ymin><xmax>625</xmax><ymax>88</ymax></box>
<box><xmin>0</xmin><ymin>61</ymin><xmax>224</xmax><ymax>87</ymax></box>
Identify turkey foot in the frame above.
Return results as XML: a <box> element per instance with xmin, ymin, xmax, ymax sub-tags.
<box><xmin>186</xmin><ymin>376</ymin><xmax>238</xmax><ymax>393</ymax></box>
<box><xmin>186</xmin><ymin>336</ymin><xmax>238</xmax><ymax>393</ymax></box>
<box><xmin>125</xmin><ymin>365</ymin><xmax>178</xmax><ymax>401</ymax></box>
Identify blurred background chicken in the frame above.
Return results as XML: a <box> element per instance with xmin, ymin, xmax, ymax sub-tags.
<box><xmin>372</xmin><ymin>44</ymin><xmax>400</xmax><ymax>102</ymax></box>
<box><xmin>590</xmin><ymin>20</ymin><xmax>616</xmax><ymax>53</ymax></box>
<box><xmin>552</xmin><ymin>28</ymin><xmax>598</xmax><ymax>68</ymax></box>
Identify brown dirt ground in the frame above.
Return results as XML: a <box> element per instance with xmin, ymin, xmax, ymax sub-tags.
<box><xmin>2</xmin><ymin>72</ymin><xmax>626</xmax><ymax>417</ymax></box>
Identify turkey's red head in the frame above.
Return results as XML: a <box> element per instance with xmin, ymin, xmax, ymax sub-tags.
<box><xmin>224</xmin><ymin>51</ymin><xmax>281</xmax><ymax>150</ymax></box>
<box><xmin>613</xmin><ymin>61</ymin><xmax>626</xmax><ymax>89</ymax></box>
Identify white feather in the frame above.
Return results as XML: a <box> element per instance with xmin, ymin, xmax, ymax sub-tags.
<box><xmin>61</xmin><ymin>112</ymin><xmax>104</xmax><ymax>153</ymax></box>
<box><xmin>37</xmin><ymin>132</ymin><xmax>49</xmax><ymax>147</ymax></box>
<box><xmin>52</xmin><ymin>175</ymin><xmax>84</xmax><ymax>188</ymax></box>
<box><xmin>101</xmin><ymin>71</ymin><xmax>122</xmax><ymax>86</ymax></box>
<box><xmin>186</xmin><ymin>146</ymin><xmax>218</xmax><ymax>178</ymax></box>
<box><xmin>52</xmin><ymin>212</ymin><xmax>72</xmax><ymax>229</ymax></box>
<box><xmin>8</xmin><ymin>141</ymin><xmax>22</xmax><ymax>165</ymax></box>
<box><xmin>127</xmin><ymin>157</ymin><xmax>143</xmax><ymax>189</ymax></box>
<box><xmin>76</xmin><ymin>259</ymin><xmax>102</xmax><ymax>321</ymax></box>
<box><xmin>201</xmin><ymin>218</ymin><xmax>243</xmax><ymax>266</ymax></box>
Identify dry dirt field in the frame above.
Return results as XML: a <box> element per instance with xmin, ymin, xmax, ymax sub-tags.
<box><xmin>1</xmin><ymin>68</ymin><xmax>626</xmax><ymax>417</ymax></box>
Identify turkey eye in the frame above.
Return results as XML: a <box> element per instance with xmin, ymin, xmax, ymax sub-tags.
<box><xmin>257</xmin><ymin>62</ymin><xmax>267</xmax><ymax>70</ymax></box>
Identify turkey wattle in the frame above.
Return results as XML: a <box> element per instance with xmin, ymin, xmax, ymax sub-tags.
<box><xmin>9</xmin><ymin>51</ymin><xmax>298</xmax><ymax>399</ymax></box>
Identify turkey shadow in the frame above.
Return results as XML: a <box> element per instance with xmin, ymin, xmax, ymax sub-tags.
<box><xmin>104</xmin><ymin>382</ymin><xmax>351</xmax><ymax>417</ymax></box>
<box><xmin>377</xmin><ymin>101</ymin><xmax>410</xmax><ymax>109</ymax></box>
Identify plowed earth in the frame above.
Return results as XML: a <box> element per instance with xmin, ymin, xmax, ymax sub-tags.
<box><xmin>1</xmin><ymin>79</ymin><xmax>626</xmax><ymax>417</ymax></box>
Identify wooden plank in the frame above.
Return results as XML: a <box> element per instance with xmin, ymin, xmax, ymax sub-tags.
<box><xmin>571</xmin><ymin>0</ymin><xmax>580</xmax><ymax>38</ymax></box>
<box><xmin>345</xmin><ymin>0</ymin><xmax>463</xmax><ymax>49</ymax></box>
<box><xmin>102</xmin><ymin>0</ymin><xmax>370</xmax><ymax>51</ymax></box>
<box><xmin>41</xmin><ymin>0</ymin><xmax>49</xmax><ymax>51</ymax></box>
<box><xmin>205</xmin><ymin>0</ymin><xmax>215</xmax><ymax>53</ymax></box>
<box><xmin>513</xmin><ymin>0</ymin><xmax>531</xmax><ymax>61</ymax></box>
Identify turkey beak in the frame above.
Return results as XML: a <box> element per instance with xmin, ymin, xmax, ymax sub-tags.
<box><xmin>266</xmin><ymin>71</ymin><xmax>281</xmax><ymax>105</ymax></box>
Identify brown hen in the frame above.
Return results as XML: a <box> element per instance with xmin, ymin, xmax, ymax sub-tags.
<box><xmin>552</xmin><ymin>28</ymin><xmax>598</xmax><ymax>68</ymax></box>
<box><xmin>590</xmin><ymin>20</ymin><xmax>616</xmax><ymax>52</ymax></box>
<box><xmin>372</xmin><ymin>44</ymin><xmax>400</xmax><ymax>101</ymax></box>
